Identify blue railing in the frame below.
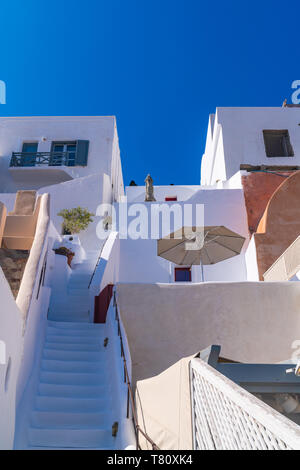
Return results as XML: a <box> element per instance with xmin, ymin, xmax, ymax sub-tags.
<box><xmin>10</xmin><ymin>151</ymin><xmax>76</xmax><ymax>167</ymax></box>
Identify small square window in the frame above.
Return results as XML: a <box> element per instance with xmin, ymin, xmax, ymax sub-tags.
<box><xmin>175</xmin><ymin>267</ymin><xmax>191</xmax><ymax>282</ymax></box>
<box><xmin>263</xmin><ymin>130</ymin><xmax>294</xmax><ymax>157</ymax></box>
<box><xmin>22</xmin><ymin>142</ymin><xmax>38</xmax><ymax>153</ymax></box>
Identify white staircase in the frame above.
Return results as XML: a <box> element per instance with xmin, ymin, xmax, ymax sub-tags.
<box><xmin>20</xmin><ymin>250</ymin><xmax>117</xmax><ymax>450</ymax></box>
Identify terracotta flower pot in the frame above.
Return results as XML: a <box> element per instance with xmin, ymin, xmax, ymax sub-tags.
<box><xmin>67</xmin><ymin>253</ymin><xmax>74</xmax><ymax>267</ymax></box>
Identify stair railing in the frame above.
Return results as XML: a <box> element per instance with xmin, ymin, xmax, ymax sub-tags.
<box><xmin>88</xmin><ymin>245</ymin><xmax>105</xmax><ymax>289</ymax></box>
<box><xmin>113</xmin><ymin>290</ymin><xmax>160</xmax><ymax>451</ymax></box>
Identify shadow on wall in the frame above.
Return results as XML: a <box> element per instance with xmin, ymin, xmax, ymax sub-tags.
<box><xmin>254</xmin><ymin>171</ymin><xmax>300</xmax><ymax>279</ymax></box>
<box><xmin>0</xmin><ymin>268</ymin><xmax>22</xmax><ymax>450</ymax></box>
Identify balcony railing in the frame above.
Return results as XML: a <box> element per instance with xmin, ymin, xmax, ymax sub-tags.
<box><xmin>10</xmin><ymin>151</ymin><xmax>76</xmax><ymax>168</ymax></box>
<box><xmin>190</xmin><ymin>358</ymin><xmax>300</xmax><ymax>450</ymax></box>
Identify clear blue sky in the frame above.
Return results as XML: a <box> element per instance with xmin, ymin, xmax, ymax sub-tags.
<box><xmin>0</xmin><ymin>0</ymin><xmax>298</xmax><ymax>185</ymax></box>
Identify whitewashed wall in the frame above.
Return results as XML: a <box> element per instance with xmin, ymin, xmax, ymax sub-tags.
<box><xmin>0</xmin><ymin>116</ymin><xmax>123</xmax><ymax>193</ymax></box>
<box><xmin>245</xmin><ymin>235</ymin><xmax>260</xmax><ymax>281</ymax></box>
<box><xmin>201</xmin><ymin>107</ymin><xmax>300</xmax><ymax>185</ymax></box>
<box><xmin>0</xmin><ymin>193</ymin><xmax>15</xmax><ymax>212</ymax></box>
<box><xmin>0</xmin><ymin>269</ymin><xmax>22</xmax><ymax>450</ymax></box>
<box><xmin>126</xmin><ymin>185</ymin><xmax>207</xmax><ymax>203</ymax></box>
<box><xmin>38</xmin><ymin>173</ymin><xmax>112</xmax><ymax>250</ymax></box>
<box><xmin>118</xmin><ymin>188</ymin><xmax>249</xmax><ymax>283</ymax></box>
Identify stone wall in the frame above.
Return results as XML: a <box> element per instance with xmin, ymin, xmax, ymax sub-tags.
<box><xmin>0</xmin><ymin>249</ymin><xmax>29</xmax><ymax>298</ymax></box>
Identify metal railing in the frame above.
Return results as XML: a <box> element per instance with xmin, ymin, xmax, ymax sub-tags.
<box><xmin>190</xmin><ymin>358</ymin><xmax>300</xmax><ymax>450</ymax></box>
<box><xmin>88</xmin><ymin>246</ymin><xmax>105</xmax><ymax>289</ymax></box>
<box><xmin>10</xmin><ymin>151</ymin><xmax>76</xmax><ymax>167</ymax></box>
<box><xmin>113</xmin><ymin>291</ymin><xmax>160</xmax><ymax>450</ymax></box>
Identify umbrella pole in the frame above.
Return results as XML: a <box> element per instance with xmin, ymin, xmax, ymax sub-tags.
<box><xmin>200</xmin><ymin>258</ymin><xmax>204</xmax><ymax>282</ymax></box>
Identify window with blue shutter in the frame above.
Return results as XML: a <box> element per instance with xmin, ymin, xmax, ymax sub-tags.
<box><xmin>51</xmin><ymin>140</ymin><xmax>90</xmax><ymax>166</ymax></box>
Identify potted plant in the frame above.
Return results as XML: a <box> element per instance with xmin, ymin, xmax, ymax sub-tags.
<box><xmin>53</xmin><ymin>246</ymin><xmax>75</xmax><ymax>267</ymax></box>
<box><xmin>57</xmin><ymin>207</ymin><xmax>94</xmax><ymax>235</ymax></box>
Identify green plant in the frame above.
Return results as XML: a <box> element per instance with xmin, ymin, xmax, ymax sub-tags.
<box><xmin>57</xmin><ymin>207</ymin><xmax>94</xmax><ymax>234</ymax></box>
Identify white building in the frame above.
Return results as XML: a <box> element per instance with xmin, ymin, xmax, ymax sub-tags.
<box><xmin>0</xmin><ymin>116</ymin><xmax>123</xmax><ymax>195</ymax></box>
<box><xmin>0</xmin><ymin>108</ymin><xmax>300</xmax><ymax>451</ymax></box>
<box><xmin>0</xmin><ymin>116</ymin><xmax>124</xmax><ymax>250</ymax></box>
<box><xmin>201</xmin><ymin>106</ymin><xmax>300</xmax><ymax>186</ymax></box>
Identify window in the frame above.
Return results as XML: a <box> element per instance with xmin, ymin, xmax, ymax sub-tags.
<box><xmin>263</xmin><ymin>130</ymin><xmax>294</xmax><ymax>157</ymax></box>
<box><xmin>50</xmin><ymin>140</ymin><xmax>89</xmax><ymax>167</ymax></box>
<box><xmin>21</xmin><ymin>142</ymin><xmax>38</xmax><ymax>166</ymax></box>
<box><xmin>51</xmin><ymin>141</ymin><xmax>77</xmax><ymax>166</ymax></box>
<box><xmin>165</xmin><ymin>196</ymin><xmax>177</xmax><ymax>202</ymax></box>
<box><xmin>22</xmin><ymin>142</ymin><xmax>38</xmax><ymax>153</ymax></box>
<box><xmin>175</xmin><ymin>267</ymin><xmax>191</xmax><ymax>282</ymax></box>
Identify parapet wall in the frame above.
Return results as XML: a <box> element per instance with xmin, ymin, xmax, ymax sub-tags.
<box><xmin>117</xmin><ymin>282</ymin><xmax>300</xmax><ymax>385</ymax></box>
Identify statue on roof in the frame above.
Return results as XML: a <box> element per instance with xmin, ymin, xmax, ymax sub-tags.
<box><xmin>145</xmin><ymin>174</ymin><xmax>156</xmax><ymax>202</ymax></box>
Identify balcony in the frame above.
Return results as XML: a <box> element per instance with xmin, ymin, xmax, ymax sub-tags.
<box><xmin>8</xmin><ymin>152</ymin><xmax>77</xmax><ymax>189</ymax></box>
<box><xmin>10</xmin><ymin>151</ymin><xmax>76</xmax><ymax>168</ymax></box>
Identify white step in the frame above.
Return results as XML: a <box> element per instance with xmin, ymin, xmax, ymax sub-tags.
<box><xmin>45</xmin><ymin>342</ymin><xmax>103</xmax><ymax>352</ymax></box>
<box><xmin>67</xmin><ymin>286</ymin><xmax>90</xmax><ymax>292</ymax></box>
<box><xmin>69</xmin><ymin>270</ymin><xmax>90</xmax><ymax>280</ymax></box>
<box><xmin>75</xmin><ymin>258</ymin><xmax>96</xmax><ymax>265</ymax></box>
<box><xmin>31</xmin><ymin>410</ymin><xmax>110</xmax><ymax>428</ymax></box>
<box><xmin>49</xmin><ymin>303</ymin><xmax>89</xmax><ymax>313</ymax></box>
<box><xmin>66</xmin><ymin>292</ymin><xmax>89</xmax><ymax>298</ymax></box>
<box><xmin>51</xmin><ymin>295</ymin><xmax>90</xmax><ymax>305</ymax></box>
<box><xmin>86</xmin><ymin>250</ymin><xmax>100</xmax><ymax>257</ymax></box>
<box><xmin>46</xmin><ymin>327</ymin><xmax>102</xmax><ymax>337</ymax></box>
<box><xmin>41</xmin><ymin>359</ymin><xmax>105</xmax><ymax>373</ymax></box>
<box><xmin>43</xmin><ymin>348</ymin><xmax>105</xmax><ymax>362</ymax></box>
<box><xmin>47</xmin><ymin>321</ymin><xmax>101</xmax><ymax>330</ymax></box>
<box><xmin>40</xmin><ymin>371</ymin><xmax>105</xmax><ymax>386</ymax></box>
<box><xmin>48</xmin><ymin>312</ymin><xmax>90</xmax><ymax>322</ymax></box>
<box><xmin>68</xmin><ymin>276</ymin><xmax>91</xmax><ymax>284</ymax></box>
<box><xmin>44</xmin><ymin>335</ymin><xmax>103</xmax><ymax>345</ymax></box>
<box><xmin>67</xmin><ymin>289</ymin><xmax>89</xmax><ymax>296</ymax></box>
<box><xmin>68</xmin><ymin>280</ymin><xmax>90</xmax><ymax>287</ymax></box>
<box><xmin>28</xmin><ymin>427</ymin><xmax>114</xmax><ymax>448</ymax></box>
<box><xmin>35</xmin><ymin>396</ymin><xmax>107</xmax><ymax>412</ymax></box>
<box><xmin>38</xmin><ymin>383</ymin><xmax>106</xmax><ymax>398</ymax></box>
<box><xmin>72</xmin><ymin>264</ymin><xmax>95</xmax><ymax>272</ymax></box>
<box><xmin>48</xmin><ymin>315</ymin><xmax>90</xmax><ymax>323</ymax></box>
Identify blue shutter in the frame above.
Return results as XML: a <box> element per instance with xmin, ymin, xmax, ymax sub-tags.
<box><xmin>75</xmin><ymin>140</ymin><xmax>89</xmax><ymax>166</ymax></box>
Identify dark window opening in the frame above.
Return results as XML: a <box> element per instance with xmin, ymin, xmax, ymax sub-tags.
<box><xmin>51</xmin><ymin>141</ymin><xmax>77</xmax><ymax>166</ymax></box>
<box><xmin>165</xmin><ymin>196</ymin><xmax>177</xmax><ymax>202</ymax></box>
<box><xmin>175</xmin><ymin>267</ymin><xmax>191</xmax><ymax>282</ymax></box>
<box><xmin>21</xmin><ymin>142</ymin><xmax>38</xmax><ymax>166</ymax></box>
<box><xmin>263</xmin><ymin>130</ymin><xmax>294</xmax><ymax>157</ymax></box>
<box><xmin>22</xmin><ymin>142</ymin><xmax>38</xmax><ymax>153</ymax></box>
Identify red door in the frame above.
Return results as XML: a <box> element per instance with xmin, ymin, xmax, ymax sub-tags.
<box><xmin>94</xmin><ymin>284</ymin><xmax>114</xmax><ymax>323</ymax></box>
